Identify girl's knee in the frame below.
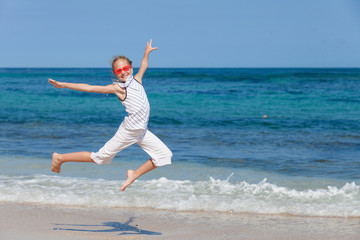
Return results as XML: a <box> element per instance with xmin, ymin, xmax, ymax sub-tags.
<box><xmin>91</xmin><ymin>151</ymin><xmax>115</xmax><ymax>165</ymax></box>
<box><xmin>167</xmin><ymin>149</ymin><xmax>173</xmax><ymax>160</ymax></box>
<box><xmin>154</xmin><ymin>149</ymin><xmax>172</xmax><ymax>167</ymax></box>
<box><xmin>162</xmin><ymin>147</ymin><xmax>173</xmax><ymax>161</ymax></box>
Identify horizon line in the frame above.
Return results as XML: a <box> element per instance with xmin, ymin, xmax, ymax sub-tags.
<box><xmin>1</xmin><ymin>66</ymin><xmax>360</xmax><ymax>69</ymax></box>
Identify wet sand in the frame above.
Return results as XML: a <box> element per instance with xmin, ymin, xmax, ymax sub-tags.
<box><xmin>0</xmin><ymin>202</ymin><xmax>359</xmax><ymax>240</ymax></box>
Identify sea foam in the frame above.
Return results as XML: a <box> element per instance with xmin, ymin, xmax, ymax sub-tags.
<box><xmin>0</xmin><ymin>174</ymin><xmax>359</xmax><ymax>217</ymax></box>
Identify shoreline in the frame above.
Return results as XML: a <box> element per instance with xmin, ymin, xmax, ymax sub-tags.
<box><xmin>0</xmin><ymin>202</ymin><xmax>359</xmax><ymax>240</ymax></box>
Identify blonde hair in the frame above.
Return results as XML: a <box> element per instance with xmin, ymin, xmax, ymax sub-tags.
<box><xmin>112</xmin><ymin>56</ymin><xmax>132</xmax><ymax>70</ymax></box>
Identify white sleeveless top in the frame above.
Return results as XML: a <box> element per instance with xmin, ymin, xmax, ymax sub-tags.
<box><xmin>118</xmin><ymin>75</ymin><xmax>150</xmax><ymax>130</ymax></box>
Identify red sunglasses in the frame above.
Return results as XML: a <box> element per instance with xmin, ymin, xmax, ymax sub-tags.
<box><xmin>114</xmin><ymin>65</ymin><xmax>131</xmax><ymax>74</ymax></box>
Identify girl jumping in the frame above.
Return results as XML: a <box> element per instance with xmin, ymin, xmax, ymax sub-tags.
<box><xmin>48</xmin><ymin>39</ymin><xmax>172</xmax><ymax>191</ymax></box>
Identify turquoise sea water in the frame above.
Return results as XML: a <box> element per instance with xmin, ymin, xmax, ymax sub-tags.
<box><xmin>1</xmin><ymin>68</ymin><xmax>360</xmax><ymax>217</ymax></box>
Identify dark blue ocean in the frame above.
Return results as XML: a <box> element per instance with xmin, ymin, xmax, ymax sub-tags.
<box><xmin>1</xmin><ymin>68</ymin><xmax>360</xmax><ymax>217</ymax></box>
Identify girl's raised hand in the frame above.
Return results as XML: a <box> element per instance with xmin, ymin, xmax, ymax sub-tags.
<box><xmin>48</xmin><ymin>78</ymin><xmax>64</xmax><ymax>88</ymax></box>
<box><xmin>145</xmin><ymin>39</ymin><xmax>158</xmax><ymax>54</ymax></box>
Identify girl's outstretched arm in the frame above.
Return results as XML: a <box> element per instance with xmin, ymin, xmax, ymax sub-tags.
<box><xmin>48</xmin><ymin>79</ymin><xmax>116</xmax><ymax>94</ymax></box>
<box><xmin>134</xmin><ymin>39</ymin><xmax>158</xmax><ymax>84</ymax></box>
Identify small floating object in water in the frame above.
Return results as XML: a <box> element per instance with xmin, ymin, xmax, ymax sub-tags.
<box><xmin>262</xmin><ymin>115</ymin><xmax>268</xmax><ymax>118</ymax></box>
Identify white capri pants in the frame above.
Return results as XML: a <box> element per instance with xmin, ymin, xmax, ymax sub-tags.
<box><xmin>91</xmin><ymin>125</ymin><xmax>172</xmax><ymax>167</ymax></box>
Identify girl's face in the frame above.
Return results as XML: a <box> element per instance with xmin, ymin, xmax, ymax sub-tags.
<box><xmin>113</xmin><ymin>59</ymin><xmax>133</xmax><ymax>82</ymax></box>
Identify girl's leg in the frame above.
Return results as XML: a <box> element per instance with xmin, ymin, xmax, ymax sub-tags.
<box><xmin>120</xmin><ymin>129</ymin><xmax>172</xmax><ymax>191</ymax></box>
<box><xmin>120</xmin><ymin>159</ymin><xmax>156</xmax><ymax>191</ymax></box>
<box><xmin>51</xmin><ymin>151</ymin><xmax>94</xmax><ymax>174</ymax></box>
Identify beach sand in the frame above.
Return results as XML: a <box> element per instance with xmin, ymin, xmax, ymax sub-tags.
<box><xmin>0</xmin><ymin>202</ymin><xmax>359</xmax><ymax>240</ymax></box>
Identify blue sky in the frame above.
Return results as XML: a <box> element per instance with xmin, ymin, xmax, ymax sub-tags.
<box><xmin>1</xmin><ymin>0</ymin><xmax>360</xmax><ymax>68</ymax></box>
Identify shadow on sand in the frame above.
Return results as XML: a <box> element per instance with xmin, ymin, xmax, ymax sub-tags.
<box><xmin>53</xmin><ymin>217</ymin><xmax>161</xmax><ymax>236</ymax></box>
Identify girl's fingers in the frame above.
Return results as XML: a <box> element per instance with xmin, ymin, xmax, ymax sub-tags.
<box><xmin>48</xmin><ymin>79</ymin><xmax>59</xmax><ymax>87</ymax></box>
<box><xmin>145</xmin><ymin>39</ymin><xmax>157</xmax><ymax>52</ymax></box>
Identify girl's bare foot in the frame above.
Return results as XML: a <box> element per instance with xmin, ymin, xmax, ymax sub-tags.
<box><xmin>121</xmin><ymin>170</ymin><xmax>136</xmax><ymax>191</ymax></box>
<box><xmin>51</xmin><ymin>152</ymin><xmax>62</xmax><ymax>174</ymax></box>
